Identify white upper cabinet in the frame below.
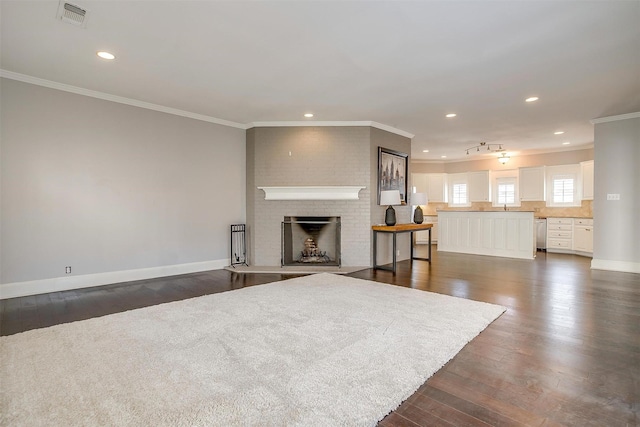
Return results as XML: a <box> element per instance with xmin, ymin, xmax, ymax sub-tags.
<box><xmin>426</xmin><ymin>173</ymin><xmax>446</xmax><ymax>202</ymax></box>
<box><xmin>411</xmin><ymin>173</ymin><xmax>446</xmax><ymax>203</ymax></box>
<box><xmin>468</xmin><ymin>171</ymin><xmax>491</xmax><ymax>202</ymax></box>
<box><xmin>411</xmin><ymin>173</ymin><xmax>428</xmax><ymax>194</ymax></box>
<box><xmin>580</xmin><ymin>160</ymin><xmax>594</xmax><ymax>200</ymax></box>
<box><xmin>519</xmin><ymin>166</ymin><xmax>546</xmax><ymax>201</ymax></box>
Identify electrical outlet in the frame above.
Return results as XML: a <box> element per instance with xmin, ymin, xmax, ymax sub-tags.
<box><xmin>607</xmin><ymin>193</ymin><xmax>621</xmax><ymax>201</ymax></box>
<box><xmin>65</xmin><ymin>266</ymin><xmax>71</xmax><ymax>274</ymax></box>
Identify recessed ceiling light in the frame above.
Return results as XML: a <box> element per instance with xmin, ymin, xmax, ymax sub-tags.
<box><xmin>304</xmin><ymin>113</ymin><xmax>314</xmax><ymax>118</ymax></box>
<box><xmin>441</xmin><ymin>155</ymin><xmax>447</xmax><ymax>158</ymax></box>
<box><xmin>554</xmin><ymin>131</ymin><xmax>565</xmax><ymax>135</ymax></box>
<box><xmin>445</xmin><ymin>113</ymin><xmax>457</xmax><ymax>118</ymax></box>
<box><xmin>525</xmin><ymin>96</ymin><xmax>539</xmax><ymax>103</ymax></box>
<box><xmin>422</xmin><ymin>149</ymin><xmax>429</xmax><ymax>153</ymax></box>
<box><xmin>563</xmin><ymin>142</ymin><xmax>571</xmax><ymax>145</ymax></box>
<box><xmin>97</xmin><ymin>51</ymin><xmax>115</xmax><ymax>60</ymax></box>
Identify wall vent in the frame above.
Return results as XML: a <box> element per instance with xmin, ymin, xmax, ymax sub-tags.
<box><xmin>56</xmin><ymin>1</ymin><xmax>89</xmax><ymax>28</ymax></box>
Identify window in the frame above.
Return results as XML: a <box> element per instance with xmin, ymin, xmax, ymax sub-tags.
<box><xmin>497</xmin><ymin>181</ymin><xmax>516</xmax><ymax>204</ymax></box>
<box><xmin>553</xmin><ymin>177</ymin><xmax>574</xmax><ymax>203</ymax></box>
<box><xmin>452</xmin><ymin>183</ymin><xmax>467</xmax><ymax>205</ymax></box>
<box><xmin>447</xmin><ymin>173</ymin><xmax>470</xmax><ymax>207</ymax></box>
<box><xmin>491</xmin><ymin>173</ymin><xmax>520</xmax><ymax>207</ymax></box>
<box><xmin>546</xmin><ymin>165</ymin><xmax>580</xmax><ymax>207</ymax></box>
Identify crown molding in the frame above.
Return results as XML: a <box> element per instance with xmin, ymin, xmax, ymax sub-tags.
<box><xmin>1</xmin><ymin>70</ymin><xmax>415</xmax><ymax>138</ymax></box>
<box><xmin>0</xmin><ymin>69</ymin><xmax>248</xmax><ymax>129</ymax></box>
<box><xmin>248</xmin><ymin>121</ymin><xmax>414</xmax><ymax>139</ymax></box>
<box><xmin>369</xmin><ymin>121</ymin><xmax>415</xmax><ymax>139</ymax></box>
<box><xmin>590</xmin><ymin>111</ymin><xmax>640</xmax><ymax>124</ymax></box>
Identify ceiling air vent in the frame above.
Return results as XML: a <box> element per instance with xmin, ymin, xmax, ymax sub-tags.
<box><xmin>56</xmin><ymin>1</ymin><xmax>89</xmax><ymax>28</ymax></box>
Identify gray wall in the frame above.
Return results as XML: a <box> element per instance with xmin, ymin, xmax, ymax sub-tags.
<box><xmin>1</xmin><ymin>78</ymin><xmax>246</xmax><ymax>284</ymax></box>
<box><xmin>592</xmin><ymin>116</ymin><xmax>640</xmax><ymax>268</ymax></box>
<box><xmin>370</xmin><ymin>128</ymin><xmax>413</xmax><ymax>264</ymax></box>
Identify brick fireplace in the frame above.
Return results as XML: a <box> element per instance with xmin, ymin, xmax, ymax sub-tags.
<box><xmin>245</xmin><ymin>125</ymin><xmax>412</xmax><ymax>268</ymax></box>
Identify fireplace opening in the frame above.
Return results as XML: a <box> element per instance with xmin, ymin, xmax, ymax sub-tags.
<box><xmin>281</xmin><ymin>216</ymin><xmax>341</xmax><ymax>267</ymax></box>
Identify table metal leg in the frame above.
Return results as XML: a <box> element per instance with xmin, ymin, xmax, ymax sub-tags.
<box><xmin>373</xmin><ymin>230</ymin><xmax>377</xmax><ymax>269</ymax></box>
<box><xmin>372</xmin><ymin>230</ymin><xmax>395</xmax><ymax>272</ymax></box>
<box><xmin>392</xmin><ymin>232</ymin><xmax>397</xmax><ymax>273</ymax></box>
<box><xmin>412</xmin><ymin>227</ymin><xmax>432</xmax><ymax>262</ymax></box>
<box><xmin>410</xmin><ymin>231</ymin><xmax>414</xmax><ymax>261</ymax></box>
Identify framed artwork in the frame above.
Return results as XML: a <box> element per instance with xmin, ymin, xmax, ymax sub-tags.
<box><xmin>378</xmin><ymin>147</ymin><xmax>408</xmax><ymax>205</ymax></box>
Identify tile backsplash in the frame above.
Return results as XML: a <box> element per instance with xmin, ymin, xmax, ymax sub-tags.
<box><xmin>423</xmin><ymin>200</ymin><xmax>592</xmax><ymax>218</ymax></box>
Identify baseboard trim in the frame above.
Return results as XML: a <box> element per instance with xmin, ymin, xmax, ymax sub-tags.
<box><xmin>0</xmin><ymin>259</ymin><xmax>229</xmax><ymax>299</ymax></box>
<box><xmin>591</xmin><ymin>259</ymin><xmax>640</xmax><ymax>274</ymax></box>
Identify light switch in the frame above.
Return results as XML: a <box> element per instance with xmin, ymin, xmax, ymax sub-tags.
<box><xmin>607</xmin><ymin>193</ymin><xmax>621</xmax><ymax>200</ymax></box>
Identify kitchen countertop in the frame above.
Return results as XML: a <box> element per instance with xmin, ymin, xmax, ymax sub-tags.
<box><xmin>436</xmin><ymin>209</ymin><xmax>535</xmax><ymax>212</ymax></box>
<box><xmin>539</xmin><ymin>216</ymin><xmax>593</xmax><ymax>219</ymax></box>
<box><xmin>434</xmin><ymin>210</ymin><xmax>592</xmax><ymax>219</ymax></box>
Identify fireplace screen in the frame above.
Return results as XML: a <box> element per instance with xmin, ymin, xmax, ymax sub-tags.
<box><xmin>281</xmin><ymin>216</ymin><xmax>341</xmax><ymax>267</ymax></box>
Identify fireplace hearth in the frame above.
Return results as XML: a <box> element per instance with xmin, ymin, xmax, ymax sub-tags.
<box><xmin>282</xmin><ymin>216</ymin><xmax>341</xmax><ymax>267</ymax></box>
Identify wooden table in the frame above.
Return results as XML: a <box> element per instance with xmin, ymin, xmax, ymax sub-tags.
<box><xmin>372</xmin><ymin>223</ymin><xmax>433</xmax><ymax>273</ymax></box>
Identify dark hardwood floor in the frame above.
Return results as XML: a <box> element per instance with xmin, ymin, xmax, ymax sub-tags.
<box><xmin>1</xmin><ymin>248</ymin><xmax>638</xmax><ymax>426</ymax></box>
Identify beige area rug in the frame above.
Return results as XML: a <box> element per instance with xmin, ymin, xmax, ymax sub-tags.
<box><xmin>1</xmin><ymin>273</ymin><xmax>505</xmax><ymax>426</ymax></box>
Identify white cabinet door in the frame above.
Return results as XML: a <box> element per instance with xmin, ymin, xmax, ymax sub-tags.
<box><xmin>573</xmin><ymin>218</ymin><xmax>593</xmax><ymax>253</ymax></box>
<box><xmin>469</xmin><ymin>171</ymin><xmax>490</xmax><ymax>202</ymax></box>
<box><xmin>573</xmin><ymin>226</ymin><xmax>593</xmax><ymax>253</ymax></box>
<box><xmin>519</xmin><ymin>166</ymin><xmax>545</xmax><ymax>201</ymax></box>
<box><xmin>411</xmin><ymin>173</ymin><xmax>428</xmax><ymax>194</ymax></box>
<box><xmin>580</xmin><ymin>160</ymin><xmax>594</xmax><ymax>200</ymax></box>
<box><xmin>426</xmin><ymin>174</ymin><xmax>446</xmax><ymax>202</ymax></box>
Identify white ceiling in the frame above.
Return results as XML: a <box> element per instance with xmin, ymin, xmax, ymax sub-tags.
<box><xmin>2</xmin><ymin>1</ymin><xmax>639</xmax><ymax>161</ymax></box>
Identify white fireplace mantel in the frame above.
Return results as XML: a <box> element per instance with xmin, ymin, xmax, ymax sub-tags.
<box><xmin>258</xmin><ymin>186</ymin><xmax>365</xmax><ymax>201</ymax></box>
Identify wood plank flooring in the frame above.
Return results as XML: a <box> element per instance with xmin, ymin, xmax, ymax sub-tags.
<box><xmin>1</xmin><ymin>248</ymin><xmax>638</xmax><ymax>426</ymax></box>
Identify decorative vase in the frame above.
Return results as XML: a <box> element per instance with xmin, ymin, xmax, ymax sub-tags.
<box><xmin>413</xmin><ymin>205</ymin><xmax>424</xmax><ymax>224</ymax></box>
<box><xmin>385</xmin><ymin>205</ymin><xmax>396</xmax><ymax>226</ymax></box>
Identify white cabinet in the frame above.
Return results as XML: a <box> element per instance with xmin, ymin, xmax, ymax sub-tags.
<box><xmin>411</xmin><ymin>173</ymin><xmax>427</xmax><ymax>194</ymax></box>
<box><xmin>573</xmin><ymin>218</ymin><xmax>593</xmax><ymax>254</ymax></box>
<box><xmin>547</xmin><ymin>217</ymin><xmax>593</xmax><ymax>256</ymax></box>
<box><xmin>411</xmin><ymin>173</ymin><xmax>446</xmax><ymax>203</ymax></box>
<box><xmin>416</xmin><ymin>215</ymin><xmax>438</xmax><ymax>244</ymax></box>
<box><xmin>426</xmin><ymin>174</ymin><xmax>446</xmax><ymax>202</ymax></box>
<box><xmin>519</xmin><ymin>166</ymin><xmax>545</xmax><ymax>201</ymax></box>
<box><xmin>580</xmin><ymin>160</ymin><xmax>594</xmax><ymax>200</ymax></box>
<box><xmin>547</xmin><ymin>217</ymin><xmax>573</xmax><ymax>253</ymax></box>
<box><xmin>469</xmin><ymin>171</ymin><xmax>490</xmax><ymax>202</ymax></box>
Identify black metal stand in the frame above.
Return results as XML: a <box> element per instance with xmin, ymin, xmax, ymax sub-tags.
<box><xmin>230</xmin><ymin>224</ymin><xmax>248</xmax><ymax>267</ymax></box>
<box><xmin>372</xmin><ymin>225</ymin><xmax>431</xmax><ymax>274</ymax></box>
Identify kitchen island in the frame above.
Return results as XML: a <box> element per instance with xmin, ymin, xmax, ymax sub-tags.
<box><xmin>438</xmin><ymin>211</ymin><xmax>535</xmax><ymax>260</ymax></box>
